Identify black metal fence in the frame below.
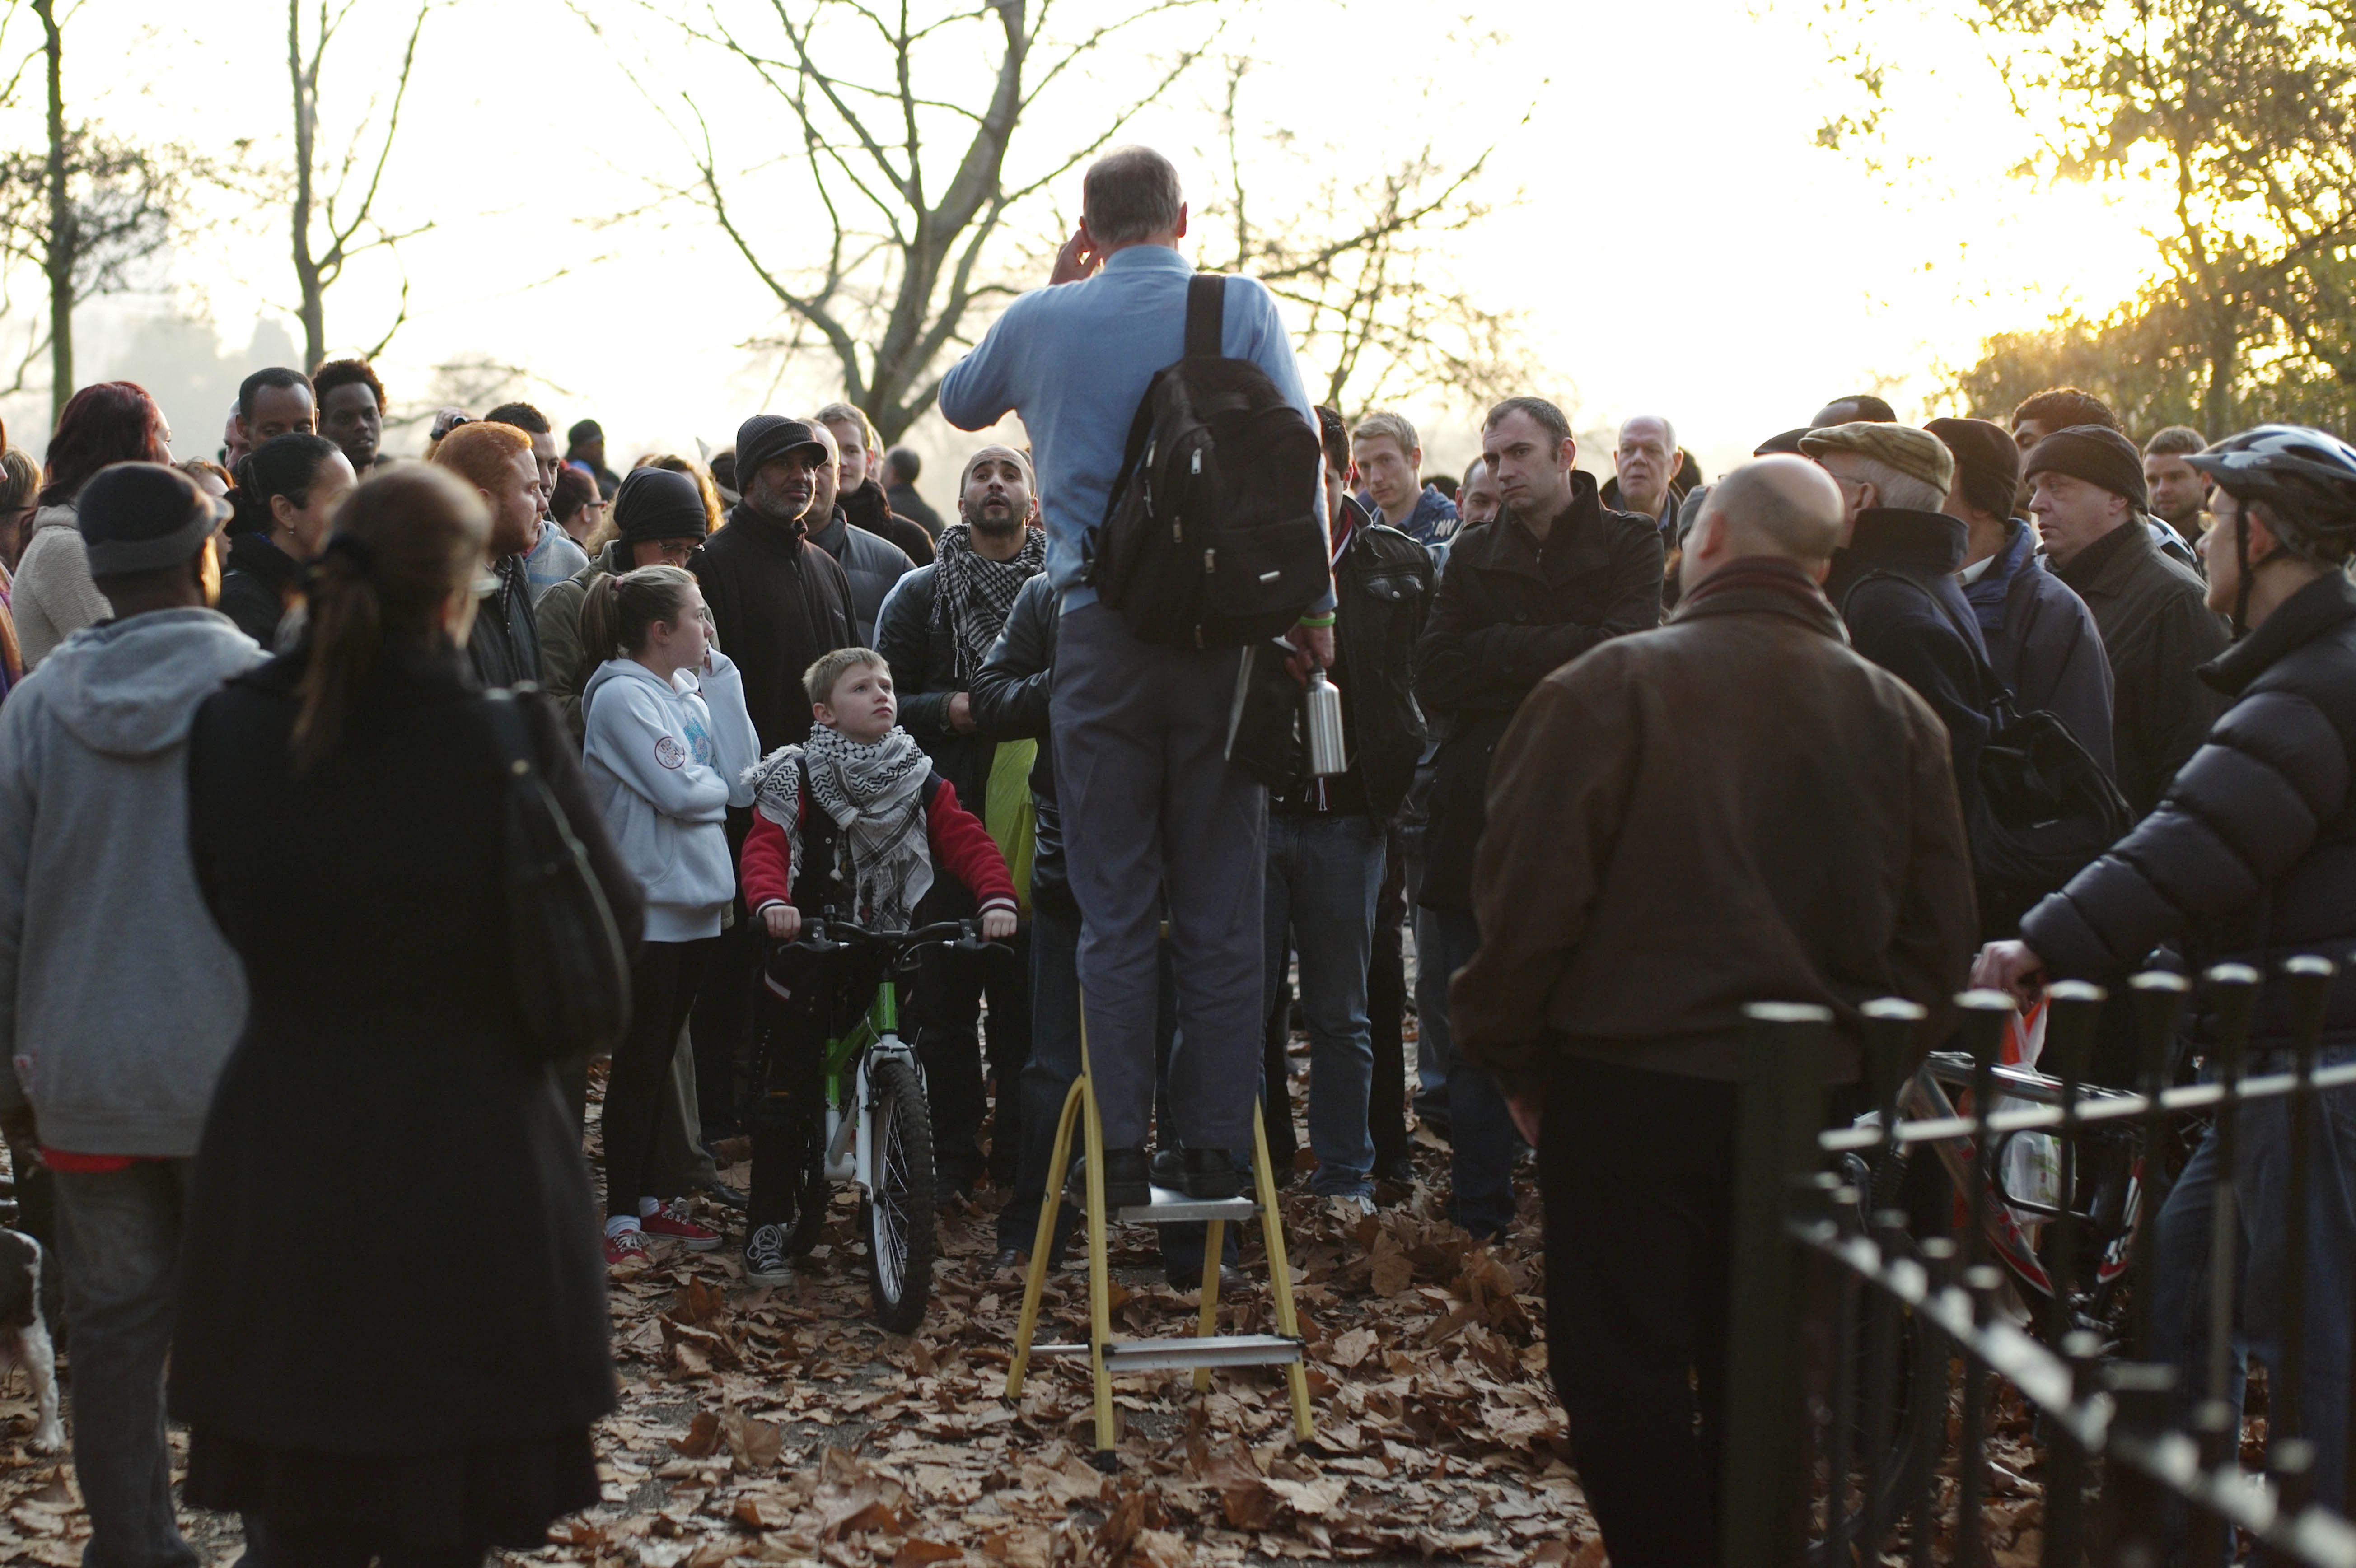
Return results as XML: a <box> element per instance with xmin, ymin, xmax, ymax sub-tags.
<box><xmin>1722</xmin><ymin>957</ymin><xmax>2356</xmax><ymax>1566</ymax></box>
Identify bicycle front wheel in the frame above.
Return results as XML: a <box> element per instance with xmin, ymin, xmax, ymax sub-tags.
<box><xmin>862</xmin><ymin>1054</ymin><xmax>937</xmax><ymax>1334</ymax></box>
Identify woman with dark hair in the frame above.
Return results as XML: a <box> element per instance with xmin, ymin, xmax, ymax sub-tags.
<box><xmin>168</xmin><ymin>463</ymin><xmax>642</xmax><ymax>1565</ymax></box>
<box><xmin>218</xmin><ymin>434</ymin><xmax>357</xmax><ymax>647</ymax></box>
<box><xmin>11</xmin><ymin>381</ymin><xmax>170</xmax><ymax>668</ymax></box>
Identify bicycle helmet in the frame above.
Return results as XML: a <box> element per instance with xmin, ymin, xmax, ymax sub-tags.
<box><xmin>2186</xmin><ymin>425</ymin><xmax>2356</xmax><ymax>560</ymax></box>
<box><xmin>2184</xmin><ymin>425</ymin><xmax>2356</xmax><ymax>631</ymax></box>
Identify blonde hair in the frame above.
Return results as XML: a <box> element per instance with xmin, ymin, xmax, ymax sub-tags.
<box><xmin>1351</xmin><ymin>411</ymin><xmax>1420</xmax><ymax>462</ymax></box>
<box><xmin>812</xmin><ymin>401</ymin><xmax>880</xmax><ymax>457</ymax></box>
<box><xmin>803</xmin><ymin>646</ymin><xmax>888</xmax><ymax>711</ymax></box>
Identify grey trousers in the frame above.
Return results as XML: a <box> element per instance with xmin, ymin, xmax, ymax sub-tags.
<box><xmin>1051</xmin><ymin>602</ymin><xmax>1267</xmax><ymax>1151</ymax></box>
<box><xmin>52</xmin><ymin>1161</ymin><xmax>201</xmax><ymax>1568</ymax></box>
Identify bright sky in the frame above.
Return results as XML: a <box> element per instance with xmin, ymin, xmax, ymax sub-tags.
<box><xmin>0</xmin><ymin>0</ymin><xmax>2174</xmax><ymax>495</ymax></box>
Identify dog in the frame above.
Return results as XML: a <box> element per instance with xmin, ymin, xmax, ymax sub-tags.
<box><xmin>0</xmin><ymin>1228</ymin><xmax>63</xmax><ymax>1452</ymax></box>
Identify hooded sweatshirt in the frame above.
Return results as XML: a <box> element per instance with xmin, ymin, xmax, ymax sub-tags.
<box><xmin>0</xmin><ymin>608</ymin><xmax>267</xmax><ymax>1155</ymax></box>
<box><xmin>10</xmin><ymin>504</ymin><xmax>110</xmax><ymax>670</ymax></box>
<box><xmin>580</xmin><ymin>651</ymin><xmax>762</xmax><ymax>940</ymax></box>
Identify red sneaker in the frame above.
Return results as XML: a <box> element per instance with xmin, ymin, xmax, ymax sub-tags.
<box><xmin>603</xmin><ymin>1226</ymin><xmax>649</xmax><ymax>1267</ymax></box>
<box><xmin>640</xmin><ymin>1199</ymin><xmax>722</xmax><ymax>1251</ymax></box>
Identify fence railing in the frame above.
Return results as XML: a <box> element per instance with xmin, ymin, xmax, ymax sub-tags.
<box><xmin>1721</xmin><ymin>956</ymin><xmax>2356</xmax><ymax>1566</ymax></box>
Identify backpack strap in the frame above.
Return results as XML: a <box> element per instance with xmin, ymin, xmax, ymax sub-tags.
<box><xmin>1085</xmin><ymin>273</ymin><xmax>1227</xmax><ymax>571</ymax></box>
<box><xmin>1185</xmin><ymin>274</ymin><xmax>1226</xmax><ymax>359</ymax></box>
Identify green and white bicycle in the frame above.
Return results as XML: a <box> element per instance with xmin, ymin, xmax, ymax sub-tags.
<box><xmin>754</xmin><ymin>915</ymin><xmax>1003</xmax><ymax>1332</ymax></box>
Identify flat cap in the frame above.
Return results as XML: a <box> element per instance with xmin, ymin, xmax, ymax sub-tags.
<box><xmin>734</xmin><ymin>416</ymin><xmax>829</xmax><ymax>483</ymax></box>
<box><xmin>1798</xmin><ymin>421</ymin><xmax>1956</xmax><ymax>496</ymax></box>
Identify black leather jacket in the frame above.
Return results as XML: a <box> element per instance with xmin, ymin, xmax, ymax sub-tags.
<box><xmin>967</xmin><ymin>573</ymin><xmax>1065</xmax><ymax>910</ymax></box>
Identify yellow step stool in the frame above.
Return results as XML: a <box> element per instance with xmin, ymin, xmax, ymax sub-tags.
<box><xmin>1004</xmin><ymin>1016</ymin><xmax>1315</xmax><ymax>1467</ymax></box>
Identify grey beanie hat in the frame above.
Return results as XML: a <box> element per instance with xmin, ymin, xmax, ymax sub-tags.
<box><xmin>78</xmin><ymin>462</ymin><xmax>231</xmax><ymax>576</ymax></box>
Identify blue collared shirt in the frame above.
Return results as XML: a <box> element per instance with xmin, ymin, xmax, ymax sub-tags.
<box><xmin>938</xmin><ymin>245</ymin><xmax>1325</xmax><ymax>611</ymax></box>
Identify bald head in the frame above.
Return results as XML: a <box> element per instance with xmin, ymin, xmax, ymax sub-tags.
<box><xmin>1681</xmin><ymin>456</ymin><xmax>1846</xmax><ymax>593</ymax></box>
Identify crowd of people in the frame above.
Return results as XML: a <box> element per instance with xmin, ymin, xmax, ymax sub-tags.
<box><xmin>1</xmin><ymin>138</ymin><xmax>2355</xmax><ymax>1568</ymax></box>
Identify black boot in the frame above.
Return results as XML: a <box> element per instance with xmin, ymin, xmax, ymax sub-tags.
<box><xmin>1064</xmin><ymin>1147</ymin><xmax>1152</xmax><ymax>1210</ymax></box>
<box><xmin>1150</xmin><ymin>1146</ymin><xmax>1252</xmax><ymax>1200</ymax></box>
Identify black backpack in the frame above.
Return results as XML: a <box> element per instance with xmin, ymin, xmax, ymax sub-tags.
<box><xmin>1844</xmin><ymin>569</ymin><xmax>2130</xmax><ymax>936</ymax></box>
<box><xmin>1085</xmin><ymin>275</ymin><xmax>1328</xmax><ymax>648</ymax></box>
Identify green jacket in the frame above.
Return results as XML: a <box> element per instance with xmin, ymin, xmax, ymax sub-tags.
<box><xmin>536</xmin><ymin>538</ymin><xmax>630</xmax><ymax>744</ymax></box>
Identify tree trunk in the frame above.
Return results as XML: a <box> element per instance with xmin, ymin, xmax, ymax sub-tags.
<box><xmin>290</xmin><ymin>0</ymin><xmax>324</xmax><ymax>371</ymax></box>
<box><xmin>34</xmin><ymin>0</ymin><xmax>70</xmax><ymax>427</ymax></box>
<box><xmin>2202</xmin><ymin>295</ymin><xmax>2238</xmax><ymax>436</ymax></box>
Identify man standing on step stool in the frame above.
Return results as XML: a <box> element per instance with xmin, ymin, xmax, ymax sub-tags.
<box><xmin>938</xmin><ymin>144</ymin><xmax>1329</xmax><ymax>1206</ymax></box>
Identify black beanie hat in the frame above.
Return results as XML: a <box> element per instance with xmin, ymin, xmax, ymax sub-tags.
<box><xmin>2023</xmin><ymin>424</ymin><xmax>2149</xmax><ymax>512</ymax></box>
<box><xmin>612</xmin><ymin>467</ymin><xmax>709</xmax><ymax>544</ymax></box>
<box><xmin>78</xmin><ymin>462</ymin><xmax>231</xmax><ymax>576</ymax></box>
<box><xmin>1924</xmin><ymin>416</ymin><xmax>2020</xmax><ymax>520</ymax></box>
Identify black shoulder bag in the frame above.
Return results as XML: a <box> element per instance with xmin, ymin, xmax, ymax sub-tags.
<box><xmin>482</xmin><ymin>686</ymin><xmax>633</xmax><ymax>1062</ymax></box>
<box><xmin>1843</xmin><ymin>569</ymin><xmax>2130</xmax><ymax>936</ymax></box>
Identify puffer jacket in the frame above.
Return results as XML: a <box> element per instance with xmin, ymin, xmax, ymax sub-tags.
<box><xmin>2022</xmin><ymin>571</ymin><xmax>2356</xmax><ymax>1048</ymax></box>
<box><xmin>808</xmin><ymin>508</ymin><xmax>915</xmax><ymax>644</ymax></box>
<box><xmin>1412</xmin><ymin>471</ymin><xmax>1664</xmax><ymax>910</ymax></box>
<box><xmin>11</xmin><ymin>504</ymin><xmax>108</xmax><ymax>670</ymax></box>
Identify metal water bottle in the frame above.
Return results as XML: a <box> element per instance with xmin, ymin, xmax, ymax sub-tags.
<box><xmin>1304</xmin><ymin>667</ymin><xmax>1347</xmax><ymax>777</ymax></box>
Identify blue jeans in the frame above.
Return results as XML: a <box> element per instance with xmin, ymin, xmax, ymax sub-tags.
<box><xmin>2153</xmin><ymin>1047</ymin><xmax>2356</xmax><ymax>1559</ymax></box>
<box><xmin>1263</xmin><ymin>812</ymin><xmax>1384</xmax><ymax>1197</ymax></box>
<box><xmin>1413</xmin><ymin>905</ymin><xmax>1459</xmax><ymax>1099</ymax></box>
<box><xmin>53</xmin><ymin>1162</ymin><xmax>202</xmax><ymax>1568</ymax></box>
<box><xmin>1419</xmin><ymin>906</ymin><xmax>1517</xmax><ymax>1236</ymax></box>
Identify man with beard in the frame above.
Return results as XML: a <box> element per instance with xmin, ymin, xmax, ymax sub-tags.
<box><xmin>815</xmin><ymin>401</ymin><xmax>935</xmax><ymax>567</ymax></box>
<box><xmin>874</xmin><ymin>445</ymin><xmax>1048</xmax><ymax>1202</ymax></box>
<box><xmin>686</xmin><ymin>416</ymin><xmax>857</xmax><ymax>1143</ymax></box>
<box><xmin>428</xmin><ymin>420</ymin><xmax>547</xmax><ymax>688</ymax></box>
<box><xmin>802</xmin><ymin>417</ymin><xmax>916</xmax><ymax>642</ymax></box>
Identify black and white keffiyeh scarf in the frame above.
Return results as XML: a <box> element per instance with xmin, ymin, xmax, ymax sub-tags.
<box><xmin>744</xmin><ymin>724</ymin><xmax>934</xmax><ymax>930</ymax></box>
<box><xmin>932</xmin><ymin>522</ymin><xmax>1045</xmax><ymax>684</ymax></box>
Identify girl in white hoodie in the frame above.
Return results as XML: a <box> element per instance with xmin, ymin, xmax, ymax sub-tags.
<box><xmin>579</xmin><ymin>564</ymin><xmax>761</xmax><ymax>1265</ymax></box>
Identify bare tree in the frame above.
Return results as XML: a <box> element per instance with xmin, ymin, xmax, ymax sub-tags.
<box><xmin>577</xmin><ymin>0</ymin><xmax>1218</xmax><ymax>445</ymax></box>
<box><xmin>0</xmin><ymin>1</ymin><xmax>187</xmax><ymax>422</ymax></box>
<box><xmin>285</xmin><ymin>0</ymin><xmax>435</xmax><ymax>371</ymax></box>
<box><xmin>1196</xmin><ymin>57</ymin><xmax>1530</xmax><ymax>416</ymax></box>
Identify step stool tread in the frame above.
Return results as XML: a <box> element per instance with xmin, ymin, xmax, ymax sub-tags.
<box><xmin>1030</xmin><ymin>1334</ymin><xmax>1304</xmax><ymax>1372</ymax></box>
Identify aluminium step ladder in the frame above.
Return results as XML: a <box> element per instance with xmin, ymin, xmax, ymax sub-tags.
<box><xmin>1004</xmin><ymin>1015</ymin><xmax>1315</xmax><ymax>1466</ymax></box>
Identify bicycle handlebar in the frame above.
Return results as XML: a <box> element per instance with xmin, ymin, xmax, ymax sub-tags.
<box><xmin>771</xmin><ymin>915</ymin><xmax>1010</xmax><ymax>961</ymax></box>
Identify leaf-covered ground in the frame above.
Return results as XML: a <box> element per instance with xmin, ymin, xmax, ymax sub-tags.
<box><xmin>0</xmin><ymin>1036</ymin><xmax>1604</xmax><ymax>1566</ymax></box>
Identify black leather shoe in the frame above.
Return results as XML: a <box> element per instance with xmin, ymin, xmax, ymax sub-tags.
<box><xmin>1064</xmin><ymin>1148</ymin><xmax>1153</xmax><ymax>1210</ymax></box>
<box><xmin>1371</xmin><ymin>1153</ymin><xmax>1414</xmax><ymax>1186</ymax></box>
<box><xmin>700</xmin><ymin>1179</ymin><xmax>750</xmax><ymax>1210</ymax></box>
<box><xmin>1150</xmin><ymin>1147</ymin><xmax>1252</xmax><ymax>1200</ymax></box>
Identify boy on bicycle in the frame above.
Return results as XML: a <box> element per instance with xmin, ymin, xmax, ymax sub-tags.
<box><xmin>736</xmin><ymin>647</ymin><xmax>1017</xmax><ymax>1283</ymax></box>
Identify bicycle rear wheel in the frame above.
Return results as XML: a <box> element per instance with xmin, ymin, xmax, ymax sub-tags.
<box><xmin>863</xmin><ymin>1054</ymin><xmax>937</xmax><ymax>1334</ymax></box>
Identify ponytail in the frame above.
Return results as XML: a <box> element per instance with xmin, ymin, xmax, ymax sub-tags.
<box><xmin>581</xmin><ymin>564</ymin><xmax>696</xmax><ymax>660</ymax></box>
<box><xmin>292</xmin><ymin>535</ymin><xmax>381</xmax><ymax>772</ymax></box>
<box><xmin>288</xmin><ymin>465</ymin><xmax>491</xmax><ymax>773</ymax></box>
